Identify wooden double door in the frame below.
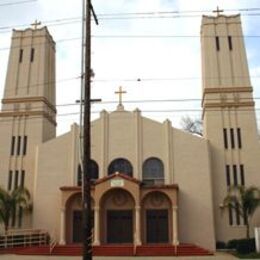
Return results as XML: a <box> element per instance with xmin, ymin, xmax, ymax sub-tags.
<box><xmin>72</xmin><ymin>209</ymin><xmax>169</xmax><ymax>244</ymax></box>
<box><xmin>146</xmin><ymin>209</ymin><xmax>169</xmax><ymax>243</ymax></box>
<box><xmin>107</xmin><ymin>210</ymin><xmax>133</xmax><ymax>243</ymax></box>
<box><xmin>72</xmin><ymin>210</ymin><xmax>94</xmax><ymax>243</ymax></box>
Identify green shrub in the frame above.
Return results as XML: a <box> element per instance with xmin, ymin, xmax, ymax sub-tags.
<box><xmin>236</xmin><ymin>238</ymin><xmax>255</xmax><ymax>255</ymax></box>
<box><xmin>227</xmin><ymin>239</ymin><xmax>238</xmax><ymax>249</ymax></box>
<box><xmin>216</xmin><ymin>241</ymin><xmax>226</xmax><ymax>249</ymax></box>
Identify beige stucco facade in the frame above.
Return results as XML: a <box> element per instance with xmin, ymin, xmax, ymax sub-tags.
<box><xmin>201</xmin><ymin>14</ymin><xmax>260</xmax><ymax>242</ymax></box>
<box><xmin>0</xmin><ymin>14</ymin><xmax>259</xmax><ymax>253</ymax></box>
<box><xmin>30</xmin><ymin>109</ymin><xmax>215</xmax><ymax>249</ymax></box>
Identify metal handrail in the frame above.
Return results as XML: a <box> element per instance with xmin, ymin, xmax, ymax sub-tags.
<box><xmin>0</xmin><ymin>229</ymin><xmax>49</xmax><ymax>248</ymax></box>
<box><xmin>49</xmin><ymin>237</ymin><xmax>57</xmax><ymax>254</ymax></box>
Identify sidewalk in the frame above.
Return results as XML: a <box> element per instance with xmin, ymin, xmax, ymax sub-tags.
<box><xmin>0</xmin><ymin>252</ymin><xmax>238</xmax><ymax>259</ymax></box>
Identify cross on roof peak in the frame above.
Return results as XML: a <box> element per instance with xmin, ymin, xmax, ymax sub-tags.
<box><xmin>31</xmin><ymin>19</ymin><xmax>41</xmax><ymax>30</ymax></box>
<box><xmin>213</xmin><ymin>6</ymin><xmax>224</xmax><ymax>16</ymax></box>
<box><xmin>115</xmin><ymin>86</ymin><xmax>127</xmax><ymax>106</ymax></box>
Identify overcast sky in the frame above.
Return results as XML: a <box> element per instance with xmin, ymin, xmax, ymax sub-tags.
<box><xmin>1</xmin><ymin>0</ymin><xmax>260</xmax><ymax>135</ymax></box>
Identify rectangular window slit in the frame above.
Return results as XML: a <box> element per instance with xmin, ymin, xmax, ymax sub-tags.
<box><xmin>216</xmin><ymin>36</ymin><xmax>220</xmax><ymax>51</ymax></box>
<box><xmin>19</xmin><ymin>49</ymin><xmax>23</xmax><ymax>63</ymax></box>
<box><xmin>226</xmin><ymin>165</ymin><xmax>230</xmax><ymax>186</ymax></box>
<box><xmin>240</xmin><ymin>165</ymin><xmax>245</xmax><ymax>186</ymax></box>
<box><xmin>8</xmin><ymin>171</ymin><xmax>13</xmax><ymax>191</ymax></box>
<box><xmin>21</xmin><ymin>170</ymin><xmax>25</xmax><ymax>188</ymax></box>
<box><xmin>228</xmin><ymin>36</ymin><xmax>233</xmax><ymax>50</ymax></box>
<box><xmin>223</xmin><ymin>128</ymin><xmax>228</xmax><ymax>149</ymax></box>
<box><xmin>237</xmin><ymin>128</ymin><xmax>242</xmax><ymax>149</ymax></box>
<box><xmin>14</xmin><ymin>170</ymin><xmax>19</xmax><ymax>189</ymax></box>
<box><xmin>233</xmin><ymin>165</ymin><xmax>238</xmax><ymax>186</ymax></box>
<box><xmin>30</xmin><ymin>48</ymin><xmax>35</xmax><ymax>62</ymax></box>
<box><xmin>17</xmin><ymin>136</ymin><xmax>21</xmax><ymax>155</ymax></box>
<box><xmin>11</xmin><ymin>136</ymin><xmax>15</xmax><ymax>156</ymax></box>
<box><xmin>23</xmin><ymin>136</ymin><xmax>27</xmax><ymax>155</ymax></box>
<box><xmin>230</xmin><ymin>128</ymin><xmax>235</xmax><ymax>149</ymax></box>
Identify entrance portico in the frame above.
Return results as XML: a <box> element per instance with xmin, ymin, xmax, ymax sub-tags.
<box><xmin>60</xmin><ymin>173</ymin><xmax>178</xmax><ymax>246</ymax></box>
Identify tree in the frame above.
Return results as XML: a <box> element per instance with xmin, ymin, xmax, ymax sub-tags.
<box><xmin>0</xmin><ymin>186</ymin><xmax>31</xmax><ymax>234</ymax></box>
<box><xmin>180</xmin><ymin>116</ymin><xmax>203</xmax><ymax>136</ymax></box>
<box><xmin>220</xmin><ymin>186</ymin><xmax>260</xmax><ymax>239</ymax></box>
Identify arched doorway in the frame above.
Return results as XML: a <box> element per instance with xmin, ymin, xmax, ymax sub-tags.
<box><xmin>100</xmin><ymin>188</ymin><xmax>135</xmax><ymax>244</ymax></box>
<box><xmin>65</xmin><ymin>193</ymin><xmax>94</xmax><ymax>244</ymax></box>
<box><xmin>141</xmin><ymin>191</ymin><xmax>172</xmax><ymax>244</ymax></box>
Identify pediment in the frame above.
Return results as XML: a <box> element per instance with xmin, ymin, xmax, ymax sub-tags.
<box><xmin>95</xmin><ymin>172</ymin><xmax>140</xmax><ymax>187</ymax></box>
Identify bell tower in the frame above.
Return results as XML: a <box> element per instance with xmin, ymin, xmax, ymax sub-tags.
<box><xmin>0</xmin><ymin>24</ymin><xmax>56</xmax><ymax>228</ymax></box>
<box><xmin>201</xmin><ymin>14</ymin><xmax>260</xmax><ymax>241</ymax></box>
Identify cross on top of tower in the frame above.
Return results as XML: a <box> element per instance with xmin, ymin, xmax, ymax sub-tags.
<box><xmin>115</xmin><ymin>86</ymin><xmax>127</xmax><ymax>107</ymax></box>
<box><xmin>213</xmin><ymin>6</ymin><xmax>224</xmax><ymax>16</ymax></box>
<box><xmin>31</xmin><ymin>20</ymin><xmax>42</xmax><ymax>30</ymax></box>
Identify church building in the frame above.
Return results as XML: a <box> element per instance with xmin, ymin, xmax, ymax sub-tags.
<box><xmin>0</xmin><ymin>13</ymin><xmax>259</xmax><ymax>252</ymax></box>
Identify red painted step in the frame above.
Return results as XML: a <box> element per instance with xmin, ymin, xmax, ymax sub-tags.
<box><xmin>93</xmin><ymin>245</ymin><xmax>134</xmax><ymax>256</ymax></box>
<box><xmin>136</xmin><ymin>244</ymin><xmax>213</xmax><ymax>256</ymax></box>
<box><xmin>176</xmin><ymin>244</ymin><xmax>213</xmax><ymax>256</ymax></box>
<box><xmin>0</xmin><ymin>243</ymin><xmax>213</xmax><ymax>257</ymax></box>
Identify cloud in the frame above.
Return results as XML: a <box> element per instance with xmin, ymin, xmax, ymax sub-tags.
<box><xmin>1</xmin><ymin>0</ymin><xmax>260</xmax><ymax>134</ymax></box>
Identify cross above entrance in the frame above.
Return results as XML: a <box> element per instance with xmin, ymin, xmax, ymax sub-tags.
<box><xmin>213</xmin><ymin>6</ymin><xmax>224</xmax><ymax>16</ymax></box>
<box><xmin>31</xmin><ymin>19</ymin><xmax>42</xmax><ymax>30</ymax></box>
<box><xmin>115</xmin><ymin>86</ymin><xmax>127</xmax><ymax>106</ymax></box>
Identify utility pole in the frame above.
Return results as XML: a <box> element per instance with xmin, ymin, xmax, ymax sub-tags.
<box><xmin>83</xmin><ymin>1</ymin><xmax>98</xmax><ymax>260</ymax></box>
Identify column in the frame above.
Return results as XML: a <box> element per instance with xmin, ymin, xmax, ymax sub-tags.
<box><xmin>135</xmin><ymin>206</ymin><xmax>141</xmax><ymax>245</ymax></box>
<box><xmin>172</xmin><ymin>206</ymin><xmax>179</xmax><ymax>245</ymax></box>
<box><xmin>93</xmin><ymin>206</ymin><xmax>100</xmax><ymax>245</ymax></box>
<box><xmin>59</xmin><ymin>208</ymin><xmax>66</xmax><ymax>245</ymax></box>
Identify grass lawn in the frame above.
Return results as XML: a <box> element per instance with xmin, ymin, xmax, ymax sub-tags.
<box><xmin>232</xmin><ymin>252</ymin><xmax>260</xmax><ymax>259</ymax></box>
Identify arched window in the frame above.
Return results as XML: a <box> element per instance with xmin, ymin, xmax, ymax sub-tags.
<box><xmin>108</xmin><ymin>158</ymin><xmax>133</xmax><ymax>177</ymax></box>
<box><xmin>77</xmin><ymin>160</ymin><xmax>99</xmax><ymax>186</ymax></box>
<box><xmin>89</xmin><ymin>160</ymin><xmax>99</xmax><ymax>180</ymax></box>
<box><xmin>142</xmin><ymin>157</ymin><xmax>164</xmax><ymax>185</ymax></box>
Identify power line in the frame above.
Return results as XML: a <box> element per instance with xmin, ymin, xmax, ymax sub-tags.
<box><xmin>2</xmin><ymin>96</ymin><xmax>260</xmax><ymax>112</ymax></box>
<box><xmin>1</xmin><ymin>107</ymin><xmax>260</xmax><ymax>121</ymax></box>
<box><xmin>0</xmin><ymin>17</ymin><xmax>81</xmax><ymax>33</ymax></box>
<box><xmin>0</xmin><ymin>0</ymin><xmax>37</xmax><ymax>7</ymax></box>
<box><xmin>96</xmin><ymin>7</ymin><xmax>260</xmax><ymax>17</ymax></box>
<box><xmin>92</xmin><ymin>75</ymin><xmax>260</xmax><ymax>82</ymax></box>
<box><xmin>2</xmin><ymin>33</ymin><xmax>260</xmax><ymax>52</ymax></box>
<box><xmin>2</xmin><ymin>8</ymin><xmax>260</xmax><ymax>33</ymax></box>
<box><xmin>2</xmin><ymin>74</ymin><xmax>260</xmax><ymax>97</ymax></box>
<box><xmin>2</xmin><ymin>76</ymin><xmax>81</xmax><ymax>94</ymax></box>
<box><xmin>92</xmin><ymin>34</ymin><xmax>260</xmax><ymax>39</ymax></box>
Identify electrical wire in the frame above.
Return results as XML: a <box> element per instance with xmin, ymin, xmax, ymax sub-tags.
<box><xmin>0</xmin><ymin>0</ymin><xmax>37</xmax><ymax>7</ymax></box>
<box><xmin>2</xmin><ymin>33</ymin><xmax>260</xmax><ymax>53</ymax></box>
<box><xmin>2</xmin><ymin>7</ymin><xmax>260</xmax><ymax>34</ymax></box>
<box><xmin>0</xmin><ymin>107</ymin><xmax>259</xmax><ymax>123</ymax></box>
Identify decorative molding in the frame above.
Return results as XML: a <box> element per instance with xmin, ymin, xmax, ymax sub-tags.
<box><xmin>2</xmin><ymin>97</ymin><xmax>56</xmax><ymax>113</ymax></box>
<box><xmin>112</xmin><ymin>190</ymin><xmax>128</xmax><ymax>206</ymax></box>
<box><xmin>60</xmin><ymin>186</ymin><xmax>94</xmax><ymax>191</ymax></box>
<box><xmin>202</xmin><ymin>87</ymin><xmax>253</xmax><ymax>105</ymax></box>
<box><xmin>150</xmin><ymin>192</ymin><xmax>164</xmax><ymax>207</ymax></box>
<box><xmin>0</xmin><ymin>110</ymin><xmax>57</xmax><ymax>126</ymax></box>
<box><xmin>202</xmin><ymin>101</ymin><xmax>255</xmax><ymax>119</ymax></box>
<box><xmin>203</xmin><ymin>86</ymin><xmax>252</xmax><ymax>94</ymax></box>
<box><xmin>142</xmin><ymin>184</ymin><xmax>179</xmax><ymax>190</ymax></box>
<box><xmin>13</xmin><ymin>26</ymin><xmax>56</xmax><ymax>48</ymax></box>
<box><xmin>204</xmin><ymin>101</ymin><xmax>254</xmax><ymax>109</ymax></box>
